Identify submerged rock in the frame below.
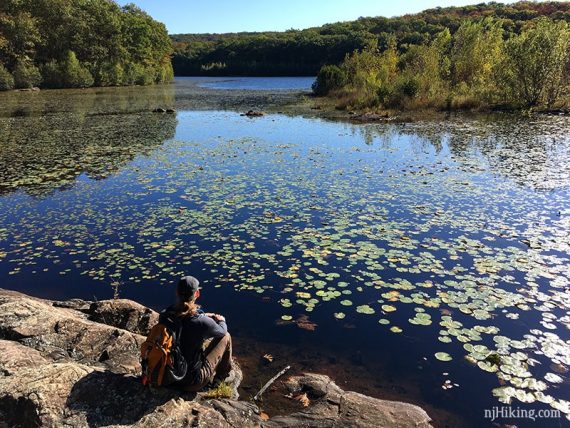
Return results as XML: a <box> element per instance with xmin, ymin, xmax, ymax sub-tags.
<box><xmin>242</xmin><ymin>110</ymin><xmax>264</xmax><ymax>117</ymax></box>
<box><xmin>0</xmin><ymin>289</ymin><xmax>432</xmax><ymax>427</ymax></box>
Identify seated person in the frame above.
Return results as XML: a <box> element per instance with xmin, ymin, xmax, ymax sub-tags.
<box><xmin>163</xmin><ymin>275</ymin><xmax>233</xmax><ymax>390</ymax></box>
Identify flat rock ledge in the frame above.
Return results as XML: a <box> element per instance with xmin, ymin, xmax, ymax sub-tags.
<box><xmin>0</xmin><ymin>289</ymin><xmax>432</xmax><ymax>428</ymax></box>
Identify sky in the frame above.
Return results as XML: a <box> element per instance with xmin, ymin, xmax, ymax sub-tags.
<box><xmin>115</xmin><ymin>0</ymin><xmax>521</xmax><ymax>34</ymax></box>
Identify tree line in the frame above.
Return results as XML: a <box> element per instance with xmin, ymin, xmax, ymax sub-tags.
<box><xmin>171</xmin><ymin>1</ymin><xmax>570</xmax><ymax>77</ymax></box>
<box><xmin>313</xmin><ymin>17</ymin><xmax>570</xmax><ymax>110</ymax></box>
<box><xmin>0</xmin><ymin>0</ymin><xmax>173</xmax><ymax>91</ymax></box>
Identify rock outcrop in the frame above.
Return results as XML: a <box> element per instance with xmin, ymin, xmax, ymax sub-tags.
<box><xmin>0</xmin><ymin>289</ymin><xmax>432</xmax><ymax>427</ymax></box>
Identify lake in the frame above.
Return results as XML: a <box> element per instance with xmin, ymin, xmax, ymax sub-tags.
<box><xmin>0</xmin><ymin>79</ymin><xmax>569</xmax><ymax>427</ymax></box>
<box><xmin>178</xmin><ymin>76</ymin><xmax>315</xmax><ymax>91</ymax></box>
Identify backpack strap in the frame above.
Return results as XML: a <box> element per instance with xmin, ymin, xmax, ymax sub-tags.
<box><xmin>159</xmin><ymin>310</ymin><xmax>184</xmax><ymax>346</ymax></box>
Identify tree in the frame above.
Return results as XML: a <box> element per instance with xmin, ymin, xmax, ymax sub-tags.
<box><xmin>171</xmin><ymin>2</ymin><xmax>569</xmax><ymax>77</ymax></box>
<box><xmin>502</xmin><ymin>18</ymin><xmax>570</xmax><ymax>107</ymax></box>
<box><xmin>450</xmin><ymin>18</ymin><xmax>504</xmax><ymax>97</ymax></box>
<box><xmin>13</xmin><ymin>60</ymin><xmax>41</xmax><ymax>88</ymax></box>
<box><xmin>0</xmin><ymin>0</ymin><xmax>173</xmax><ymax>89</ymax></box>
<box><xmin>59</xmin><ymin>50</ymin><xmax>93</xmax><ymax>88</ymax></box>
<box><xmin>0</xmin><ymin>10</ymin><xmax>41</xmax><ymax>69</ymax></box>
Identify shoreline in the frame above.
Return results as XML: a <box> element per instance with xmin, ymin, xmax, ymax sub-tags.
<box><xmin>2</xmin><ymin>78</ymin><xmax>567</xmax><ymax>123</ymax></box>
<box><xmin>0</xmin><ymin>288</ymin><xmax>434</xmax><ymax>428</ymax></box>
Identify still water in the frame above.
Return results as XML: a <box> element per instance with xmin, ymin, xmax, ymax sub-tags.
<box><xmin>0</xmin><ymin>82</ymin><xmax>569</xmax><ymax>427</ymax></box>
<box><xmin>178</xmin><ymin>76</ymin><xmax>315</xmax><ymax>90</ymax></box>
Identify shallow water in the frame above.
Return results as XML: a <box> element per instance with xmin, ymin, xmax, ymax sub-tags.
<box><xmin>0</xmin><ymin>84</ymin><xmax>569</xmax><ymax>427</ymax></box>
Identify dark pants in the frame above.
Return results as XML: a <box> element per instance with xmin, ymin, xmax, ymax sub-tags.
<box><xmin>182</xmin><ymin>333</ymin><xmax>233</xmax><ymax>391</ymax></box>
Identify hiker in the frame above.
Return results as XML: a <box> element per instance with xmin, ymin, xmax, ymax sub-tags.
<box><xmin>165</xmin><ymin>275</ymin><xmax>233</xmax><ymax>391</ymax></box>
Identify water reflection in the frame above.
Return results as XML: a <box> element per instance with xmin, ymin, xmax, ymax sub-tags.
<box><xmin>0</xmin><ymin>84</ymin><xmax>175</xmax><ymax>118</ymax></box>
<box><xmin>0</xmin><ymin>95</ymin><xmax>569</xmax><ymax>427</ymax></box>
<box><xmin>0</xmin><ymin>86</ymin><xmax>176</xmax><ymax>196</ymax></box>
<box><xmin>351</xmin><ymin>115</ymin><xmax>569</xmax><ymax>191</ymax></box>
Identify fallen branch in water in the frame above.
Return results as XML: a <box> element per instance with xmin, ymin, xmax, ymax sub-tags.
<box><xmin>253</xmin><ymin>365</ymin><xmax>291</xmax><ymax>402</ymax></box>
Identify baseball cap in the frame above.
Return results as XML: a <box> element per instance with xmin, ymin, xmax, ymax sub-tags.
<box><xmin>178</xmin><ymin>276</ymin><xmax>201</xmax><ymax>295</ymax></box>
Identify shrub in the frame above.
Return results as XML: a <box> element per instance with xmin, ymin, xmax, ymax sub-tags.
<box><xmin>13</xmin><ymin>61</ymin><xmax>42</xmax><ymax>89</ymax></box>
<box><xmin>312</xmin><ymin>65</ymin><xmax>348</xmax><ymax>96</ymax></box>
<box><xmin>397</xmin><ymin>77</ymin><xmax>420</xmax><ymax>98</ymax></box>
<box><xmin>0</xmin><ymin>65</ymin><xmax>15</xmax><ymax>91</ymax></box>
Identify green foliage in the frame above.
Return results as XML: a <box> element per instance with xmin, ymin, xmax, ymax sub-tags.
<box><xmin>171</xmin><ymin>2</ymin><xmax>570</xmax><ymax>76</ymax></box>
<box><xmin>0</xmin><ymin>64</ymin><xmax>14</xmax><ymax>90</ymax></box>
<box><xmin>0</xmin><ymin>8</ymin><xmax>42</xmax><ymax>70</ymax></box>
<box><xmin>92</xmin><ymin>62</ymin><xmax>124</xmax><ymax>87</ymax></box>
<box><xmin>316</xmin><ymin>15</ymin><xmax>570</xmax><ymax>111</ymax></box>
<box><xmin>501</xmin><ymin>18</ymin><xmax>570</xmax><ymax>107</ymax></box>
<box><xmin>13</xmin><ymin>60</ymin><xmax>41</xmax><ymax>89</ymax></box>
<box><xmin>312</xmin><ymin>65</ymin><xmax>347</xmax><ymax>95</ymax></box>
<box><xmin>59</xmin><ymin>51</ymin><xmax>94</xmax><ymax>88</ymax></box>
<box><xmin>40</xmin><ymin>61</ymin><xmax>62</xmax><ymax>88</ymax></box>
<box><xmin>451</xmin><ymin>20</ymin><xmax>504</xmax><ymax>89</ymax></box>
<box><xmin>0</xmin><ymin>0</ymin><xmax>172</xmax><ymax>89</ymax></box>
<box><xmin>202</xmin><ymin>382</ymin><xmax>233</xmax><ymax>399</ymax></box>
<box><xmin>40</xmin><ymin>52</ymin><xmax>94</xmax><ymax>88</ymax></box>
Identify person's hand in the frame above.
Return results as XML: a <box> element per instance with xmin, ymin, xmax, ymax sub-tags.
<box><xmin>206</xmin><ymin>312</ymin><xmax>226</xmax><ymax>322</ymax></box>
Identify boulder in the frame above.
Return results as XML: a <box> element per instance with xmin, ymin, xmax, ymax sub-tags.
<box><xmin>0</xmin><ymin>290</ymin><xmax>143</xmax><ymax>374</ymax></box>
<box><xmin>265</xmin><ymin>373</ymin><xmax>433</xmax><ymax>428</ymax></box>
<box><xmin>87</xmin><ymin>299</ymin><xmax>159</xmax><ymax>335</ymax></box>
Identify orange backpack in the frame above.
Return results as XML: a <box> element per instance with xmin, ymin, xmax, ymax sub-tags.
<box><xmin>140</xmin><ymin>313</ymin><xmax>187</xmax><ymax>387</ymax></box>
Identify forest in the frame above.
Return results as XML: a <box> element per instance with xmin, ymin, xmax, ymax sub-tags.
<box><xmin>0</xmin><ymin>0</ymin><xmax>173</xmax><ymax>90</ymax></box>
<box><xmin>171</xmin><ymin>2</ymin><xmax>570</xmax><ymax>77</ymax></box>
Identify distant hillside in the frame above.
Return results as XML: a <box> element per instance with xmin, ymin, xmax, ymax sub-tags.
<box><xmin>171</xmin><ymin>1</ymin><xmax>570</xmax><ymax>76</ymax></box>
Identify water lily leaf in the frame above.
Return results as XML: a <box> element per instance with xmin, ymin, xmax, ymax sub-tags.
<box><xmin>356</xmin><ymin>305</ymin><xmax>375</xmax><ymax>315</ymax></box>
<box><xmin>435</xmin><ymin>352</ymin><xmax>453</xmax><ymax>362</ymax></box>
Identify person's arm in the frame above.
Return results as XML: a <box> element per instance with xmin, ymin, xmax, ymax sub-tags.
<box><xmin>200</xmin><ymin>314</ymin><xmax>227</xmax><ymax>338</ymax></box>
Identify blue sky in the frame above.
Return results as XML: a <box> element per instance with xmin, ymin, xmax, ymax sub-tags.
<box><xmin>116</xmin><ymin>0</ymin><xmax>521</xmax><ymax>34</ymax></box>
